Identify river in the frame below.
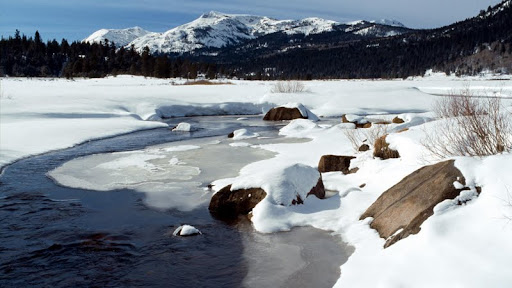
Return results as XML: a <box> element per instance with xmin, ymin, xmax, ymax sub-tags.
<box><xmin>0</xmin><ymin>115</ymin><xmax>353</xmax><ymax>287</ymax></box>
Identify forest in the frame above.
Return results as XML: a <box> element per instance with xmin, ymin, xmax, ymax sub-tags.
<box><xmin>1</xmin><ymin>1</ymin><xmax>511</xmax><ymax>80</ymax></box>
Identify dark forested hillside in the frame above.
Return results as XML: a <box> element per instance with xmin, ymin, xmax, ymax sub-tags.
<box><xmin>215</xmin><ymin>0</ymin><xmax>512</xmax><ymax>79</ymax></box>
<box><xmin>0</xmin><ymin>31</ymin><xmax>219</xmax><ymax>79</ymax></box>
<box><xmin>1</xmin><ymin>0</ymin><xmax>511</xmax><ymax>79</ymax></box>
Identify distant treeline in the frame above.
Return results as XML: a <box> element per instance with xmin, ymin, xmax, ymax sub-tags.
<box><xmin>0</xmin><ymin>30</ymin><xmax>224</xmax><ymax>79</ymax></box>
<box><xmin>1</xmin><ymin>1</ymin><xmax>511</xmax><ymax>80</ymax></box>
<box><xmin>217</xmin><ymin>2</ymin><xmax>512</xmax><ymax>79</ymax></box>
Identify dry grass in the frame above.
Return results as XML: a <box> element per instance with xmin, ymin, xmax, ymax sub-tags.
<box><xmin>270</xmin><ymin>81</ymin><xmax>306</xmax><ymax>93</ymax></box>
<box><xmin>423</xmin><ymin>86</ymin><xmax>511</xmax><ymax>158</ymax></box>
<box><xmin>344</xmin><ymin>124</ymin><xmax>389</xmax><ymax>152</ymax></box>
<box><xmin>374</xmin><ymin>135</ymin><xmax>400</xmax><ymax>159</ymax></box>
<box><xmin>181</xmin><ymin>79</ymin><xmax>233</xmax><ymax>85</ymax></box>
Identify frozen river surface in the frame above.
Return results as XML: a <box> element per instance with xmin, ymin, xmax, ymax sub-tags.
<box><xmin>0</xmin><ymin>115</ymin><xmax>352</xmax><ymax>287</ymax></box>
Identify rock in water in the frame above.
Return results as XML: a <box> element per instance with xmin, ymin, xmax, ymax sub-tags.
<box><xmin>318</xmin><ymin>155</ymin><xmax>355</xmax><ymax>174</ymax></box>
<box><xmin>173</xmin><ymin>225</ymin><xmax>202</xmax><ymax>237</ymax></box>
<box><xmin>263</xmin><ymin>107</ymin><xmax>306</xmax><ymax>121</ymax></box>
<box><xmin>209</xmin><ymin>165</ymin><xmax>325</xmax><ymax>220</ymax></box>
<box><xmin>209</xmin><ymin>185</ymin><xmax>268</xmax><ymax>220</ymax></box>
<box><xmin>360</xmin><ymin>160</ymin><xmax>476</xmax><ymax>247</ymax></box>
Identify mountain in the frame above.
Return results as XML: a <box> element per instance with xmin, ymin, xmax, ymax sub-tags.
<box><xmin>217</xmin><ymin>0</ymin><xmax>512</xmax><ymax>79</ymax></box>
<box><xmin>83</xmin><ymin>26</ymin><xmax>151</xmax><ymax>47</ymax></box>
<box><xmin>84</xmin><ymin>11</ymin><xmax>408</xmax><ymax>54</ymax></box>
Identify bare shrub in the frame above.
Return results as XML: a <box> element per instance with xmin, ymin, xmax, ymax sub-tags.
<box><xmin>374</xmin><ymin>135</ymin><xmax>400</xmax><ymax>159</ymax></box>
<box><xmin>270</xmin><ymin>81</ymin><xmax>306</xmax><ymax>93</ymax></box>
<box><xmin>423</xmin><ymin>87</ymin><xmax>512</xmax><ymax>158</ymax></box>
<box><xmin>344</xmin><ymin>124</ymin><xmax>389</xmax><ymax>152</ymax></box>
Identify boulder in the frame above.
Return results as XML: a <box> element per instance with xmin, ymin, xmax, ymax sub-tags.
<box><xmin>209</xmin><ymin>175</ymin><xmax>325</xmax><ymax>220</ymax></box>
<box><xmin>263</xmin><ymin>107</ymin><xmax>306</xmax><ymax>121</ymax></box>
<box><xmin>392</xmin><ymin>116</ymin><xmax>405</xmax><ymax>124</ymax></box>
<box><xmin>173</xmin><ymin>225</ymin><xmax>202</xmax><ymax>237</ymax></box>
<box><xmin>318</xmin><ymin>155</ymin><xmax>355</xmax><ymax>174</ymax></box>
<box><xmin>227</xmin><ymin>132</ymin><xmax>234</xmax><ymax>138</ymax></box>
<box><xmin>341</xmin><ymin>114</ymin><xmax>372</xmax><ymax>128</ymax></box>
<box><xmin>373</xmin><ymin>135</ymin><xmax>400</xmax><ymax>159</ymax></box>
<box><xmin>209</xmin><ymin>185</ymin><xmax>267</xmax><ymax>220</ymax></box>
<box><xmin>359</xmin><ymin>144</ymin><xmax>370</xmax><ymax>152</ymax></box>
<box><xmin>360</xmin><ymin>160</ymin><xmax>476</xmax><ymax>247</ymax></box>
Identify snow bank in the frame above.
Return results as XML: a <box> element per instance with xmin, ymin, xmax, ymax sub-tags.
<box><xmin>3</xmin><ymin>76</ymin><xmax>508</xmax><ymax>168</ymax></box>
<box><xmin>171</xmin><ymin>122</ymin><xmax>197</xmax><ymax>132</ymax></box>
<box><xmin>231</xmin><ymin>128</ymin><xmax>260</xmax><ymax>140</ymax></box>
<box><xmin>278</xmin><ymin>119</ymin><xmax>321</xmax><ymax>137</ymax></box>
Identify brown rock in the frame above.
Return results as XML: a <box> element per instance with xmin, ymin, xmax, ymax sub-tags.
<box><xmin>392</xmin><ymin>116</ymin><xmax>405</xmax><ymax>124</ymax></box>
<box><xmin>341</xmin><ymin>114</ymin><xmax>350</xmax><ymax>123</ymax></box>
<box><xmin>263</xmin><ymin>107</ymin><xmax>305</xmax><ymax>121</ymax></box>
<box><xmin>308</xmin><ymin>176</ymin><xmax>326</xmax><ymax>200</ymax></box>
<box><xmin>209</xmin><ymin>175</ymin><xmax>326</xmax><ymax>220</ymax></box>
<box><xmin>356</xmin><ymin>122</ymin><xmax>372</xmax><ymax>129</ymax></box>
<box><xmin>373</xmin><ymin>135</ymin><xmax>400</xmax><ymax>159</ymax></box>
<box><xmin>318</xmin><ymin>155</ymin><xmax>355</xmax><ymax>174</ymax></box>
<box><xmin>359</xmin><ymin>144</ymin><xmax>370</xmax><ymax>152</ymax></box>
<box><xmin>209</xmin><ymin>185</ymin><xmax>267</xmax><ymax>220</ymax></box>
<box><xmin>228</xmin><ymin>132</ymin><xmax>234</xmax><ymax>138</ymax></box>
<box><xmin>360</xmin><ymin>160</ymin><xmax>476</xmax><ymax>247</ymax></box>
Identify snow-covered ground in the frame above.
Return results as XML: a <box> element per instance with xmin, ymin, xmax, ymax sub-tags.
<box><xmin>2</xmin><ymin>74</ymin><xmax>512</xmax><ymax>287</ymax></box>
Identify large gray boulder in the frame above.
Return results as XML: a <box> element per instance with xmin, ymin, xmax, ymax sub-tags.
<box><xmin>360</xmin><ymin>160</ymin><xmax>476</xmax><ymax>247</ymax></box>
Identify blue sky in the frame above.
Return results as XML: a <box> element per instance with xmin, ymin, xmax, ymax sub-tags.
<box><xmin>0</xmin><ymin>0</ymin><xmax>503</xmax><ymax>41</ymax></box>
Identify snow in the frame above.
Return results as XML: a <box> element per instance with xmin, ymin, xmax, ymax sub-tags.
<box><xmin>118</xmin><ymin>12</ymin><xmax>339</xmax><ymax>53</ymax></box>
<box><xmin>172</xmin><ymin>122</ymin><xmax>197</xmax><ymax>132</ymax></box>
<box><xmin>173</xmin><ymin>224</ymin><xmax>202</xmax><ymax>236</ymax></box>
<box><xmin>84</xmin><ymin>12</ymin><xmax>407</xmax><ymax>54</ymax></box>
<box><xmin>231</xmin><ymin>128</ymin><xmax>260</xmax><ymax>140</ymax></box>
<box><xmin>83</xmin><ymin>26</ymin><xmax>151</xmax><ymax>47</ymax></box>
<box><xmin>279</xmin><ymin>102</ymin><xmax>319</xmax><ymax>121</ymax></box>
<box><xmin>3</xmin><ymin>75</ymin><xmax>512</xmax><ymax>287</ymax></box>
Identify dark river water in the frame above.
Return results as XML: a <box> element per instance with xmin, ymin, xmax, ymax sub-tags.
<box><xmin>0</xmin><ymin>116</ymin><xmax>352</xmax><ymax>287</ymax></box>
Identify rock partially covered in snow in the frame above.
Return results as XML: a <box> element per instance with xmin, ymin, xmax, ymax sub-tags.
<box><xmin>360</xmin><ymin>160</ymin><xmax>477</xmax><ymax>247</ymax></box>
<box><xmin>209</xmin><ymin>186</ymin><xmax>267</xmax><ymax>220</ymax></box>
<box><xmin>229</xmin><ymin>128</ymin><xmax>259</xmax><ymax>140</ymax></box>
<box><xmin>173</xmin><ymin>225</ymin><xmax>202</xmax><ymax>237</ymax></box>
<box><xmin>171</xmin><ymin>122</ymin><xmax>198</xmax><ymax>132</ymax></box>
<box><xmin>263</xmin><ymin>103</ymin><xmax>318</xmax><ymax>121</ymax></box>
<box><xmin>209</xmin><ymin>163</ymin><xmax>325</xmax><ymax>220</ymax></box>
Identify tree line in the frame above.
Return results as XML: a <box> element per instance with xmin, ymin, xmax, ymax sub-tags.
<box><xmin>0</xmin><ymin>30</ymin><xmax>223</xmax><ymax>79</ymax></box>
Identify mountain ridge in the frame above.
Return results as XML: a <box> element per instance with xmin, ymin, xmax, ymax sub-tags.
<box><xmin>83</xmin><ymin>11</ymin><xmax>407</xmax><ymax>53</ymax></box>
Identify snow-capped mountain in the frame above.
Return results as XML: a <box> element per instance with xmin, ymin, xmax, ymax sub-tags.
<box><xmin>371</xmin><ymin>19</ymin><xmax>405</xmax><ymax>27</ymax></box>
<box><xmin>127</xmin><ymin>11</ymin><xmax>338</xmax><ymax>53</ymax></box>
<box><xmin>83</xmin><ymin>26</ymin><xmax>151</xmax><ymax>47</ymax></box>
<box><xmin>84</xmin><ymin>11</ymin><xmax>407</xmax><ymax>53</ymax></box>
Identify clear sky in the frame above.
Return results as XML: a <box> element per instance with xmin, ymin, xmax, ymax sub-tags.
<box><xmin>0</xmin><ymin>0</ymin><xmax>504</xmax><ymax>42</ymax></box>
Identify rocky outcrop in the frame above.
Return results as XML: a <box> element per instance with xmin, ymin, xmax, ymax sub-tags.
<box><xmin>209</xmin><ymin>175</ymin><xmax>325</xmax><ymax>220</ymax></box>
<box><xmin>360</xmin><ymin>160</ymin><xmax>476</xmax><ymax>247</ymax></box>
<box><xmin>318</xmin><ymin>155</ymin><xmax>355</xmax><ymax>174</ymax></box>
<box><xmin>263</xmin><ymin>107</ymin><xmax>305</xmax><ymax>121</ymax></box>
<box><xmin>373</xmin><ymin>135</ymin><xmax>400</xmax><ymax>159</ymax></box>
